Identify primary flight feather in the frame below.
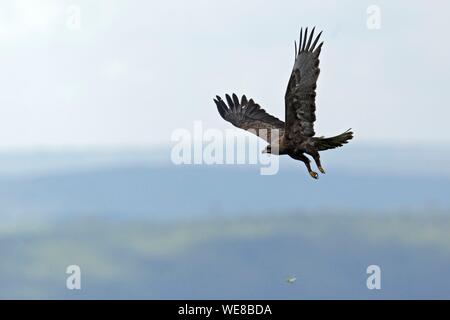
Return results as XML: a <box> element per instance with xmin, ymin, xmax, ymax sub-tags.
<box><xmin>214</xmin><ymin>27</ymin><xmax>353</xmax><ymax>179</ymax></box>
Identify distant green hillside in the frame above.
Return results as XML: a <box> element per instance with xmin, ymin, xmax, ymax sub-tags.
<box><xmin>2</xmin><ymin>211</ymin><xmax>450</xmax><ymax>299</ymax></box>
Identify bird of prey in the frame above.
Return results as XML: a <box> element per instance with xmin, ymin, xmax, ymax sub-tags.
<box><xmin>214</xmin><ymin>27</ymin><xmax>353</xmax><ymax>179</ymax></box>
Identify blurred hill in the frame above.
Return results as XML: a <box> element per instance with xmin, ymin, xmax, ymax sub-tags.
<box><xmin>0</xmin><ymin>144</ymin><xmax>450</xmax><ymax>222</ymax></box>
<box><xmin>2</xmin><ymin>212</ymin><xmax>450</xmax><ymax>299</ymax></box>
<box><xmin>1</xmin><ymin>144</ymin><xmax>450</xmax><ymax>299</ymax></box>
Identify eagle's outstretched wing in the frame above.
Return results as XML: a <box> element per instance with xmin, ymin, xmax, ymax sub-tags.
<box><xmin>214</xmin><ymin>93</ymin><xmax>284</xmax><ymax>143</ymax></box>
<box><xmin>284</xmin><ymin>27</ymin><xmax>323</xmax><ymax>139</ymax></box>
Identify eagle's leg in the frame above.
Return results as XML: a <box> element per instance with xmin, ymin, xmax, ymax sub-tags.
<box><xmin>293</xmin><ymin>153</ymin><xmax>318</xmax><ymax>179</ymax></box>
<box><xmin>310</xmin><ymin>152</ymin><xmax>325</xmax><ymax>174</ymax></box>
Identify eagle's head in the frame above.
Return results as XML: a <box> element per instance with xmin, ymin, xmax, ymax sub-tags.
<box><xmin>262</xmin><ymin>145</ymin><xmax>272</xmax><ymax>154</ymax></box>
<box><xmin>262</xmin><ymin>144</ymin><xmax>280</xmax><ymax>154</ymax></box>
<box><xmin>263</xmin><ymin>138</ymin><xmax>286</xmax><ymax>154</ymax></box>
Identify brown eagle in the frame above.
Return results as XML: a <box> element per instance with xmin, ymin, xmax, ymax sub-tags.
<box><xmin>214</xmin><ymin>27</ymin><xmax>353</xmax><ymax>179</ymax></box>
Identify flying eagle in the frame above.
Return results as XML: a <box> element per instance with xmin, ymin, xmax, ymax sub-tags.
<box><xmin>214</xmin><ymin>27</ymin><xmax>353</xmax><ymax>179</ymax></box>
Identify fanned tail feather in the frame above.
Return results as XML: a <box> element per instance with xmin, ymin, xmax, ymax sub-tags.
<box><xmin>315</xmin><ymin>129</ymin><xmax>353</xmax><ymax>151</ymax></box>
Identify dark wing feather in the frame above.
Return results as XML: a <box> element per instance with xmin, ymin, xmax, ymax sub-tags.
<box><xmin>285</xmin><ymin>27</ymin><xmax>323</xmax><ymax>139</ymax></box>
<box><xmin>214</xmin><ymin>93</ymin><xmax>284</xmax><ymax>143</ymax></box>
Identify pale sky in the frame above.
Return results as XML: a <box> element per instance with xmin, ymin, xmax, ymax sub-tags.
<box><xmin>0</xmin><ymin>0</ymin><xmax>449</xmax><ymax>150</ymax></box>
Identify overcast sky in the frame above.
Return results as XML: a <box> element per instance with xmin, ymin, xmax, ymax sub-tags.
<box><xmin>0</xmin><ymin>0</ymin><xmax>449</xmax><ymax>150</ymax></box>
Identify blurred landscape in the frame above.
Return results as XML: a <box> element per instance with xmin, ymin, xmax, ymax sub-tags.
<box><xmin>1</xmin><ymin>143</ymin><xmax>450</xmax><ymax>299</ymax></box>
<box><xmin>1</xmin><ymin>0</ymin><xmax>450</xmax><ymax>301</ymax></box>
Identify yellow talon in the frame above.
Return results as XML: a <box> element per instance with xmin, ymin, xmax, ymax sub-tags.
<box><xmin>319</xmin><ymin>167</ymin><xmax>326</xmax><ymax>174</ymax></box>
<box><xmin>309</xmin><ymin>171</ymin><xmax>318</xmax><ymax>179</ymax></box>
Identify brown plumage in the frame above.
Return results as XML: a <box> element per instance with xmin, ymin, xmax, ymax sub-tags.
<box><xmin>214</xmin><ymin>27</ymin><xmax>353</xmax><ymax>179</ymax></box>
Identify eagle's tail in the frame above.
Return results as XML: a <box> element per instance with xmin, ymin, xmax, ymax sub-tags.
<box><xmin>315</xmin><ymin>129</ymin><xmax>354</xmax><ymax>151</ymax></box>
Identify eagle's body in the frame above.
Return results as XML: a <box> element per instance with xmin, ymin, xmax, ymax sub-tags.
<box><xmin>214</xmin><ymin>28</ymin><xmax>353</xmax><ymax>179</ymax></box>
